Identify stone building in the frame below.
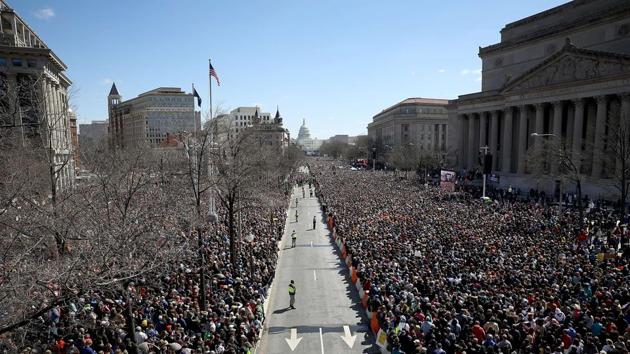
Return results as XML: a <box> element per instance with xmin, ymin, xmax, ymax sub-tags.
<box><xmin>108</xmin><ymin>84</ymin><xmax>200</xmax><ymax>148</ymax></box>
<box><xmin>368</xmin><ymin>98</ymin><xmax>449</xmax><ymax>157</ymax></box>
<box><xmin>449</xmin><ymin>0</ymin><xmax>630</xmax><ymax>198</ymax></box>
<box><xmin>0</xmin><ymin>0</ymin><xmax>75</xmax><ymax>190</ymax></box>
<box><xmin>79</xmin><ymin>120</ymin><xmax>108</xmax><ymax>148</ymax></box>
<box><xmin>213</xmin><ymin>106</ymin><xmax>290</xmax><ymax>150</ymax></box>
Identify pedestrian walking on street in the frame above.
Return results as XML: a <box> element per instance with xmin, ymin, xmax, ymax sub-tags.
<box><xmin>302</xmin><ymin>187</ymin><xmax>305</xmax><ymax>198</ymax></box>
<box><xmin>313</xmin><ymin>216</ymin><xmax>317</xmax><ymax>230</ymax></box>
<box><xmin>309</xmin><ymin>189</ymin><xmax>313</xmax><ymax>198</ymax></box>
<box><xmin>295</xmin><ymin>209</ymin><xmax>299</xmax><ymax>223</ymax></box>
<box><xmin>291</xmin><ymin>230</ymin><xmax>297</xmax><ymax>248</ymax></box>
<box><xmin>288</xmin><ymin>280</ymin><xmax>296</xmax><ymax>309</ymax></box>
<box><xmin>295</xmin><ymin>197</ymin><xmax>298</xmax><ymax>207</ymax></box>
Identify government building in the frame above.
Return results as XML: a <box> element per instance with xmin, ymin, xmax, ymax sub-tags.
<box><xmin>108</xmin><ymin>84</ymin><xmax>200</xmax><ymax>148</ymax></box>
<box><xmin>213</xmin><ymin>106</ymin><xmax>290</xmax><ymax>150</ymax></box>
<box><xmin>0</xmin><ymin>0</ymin><xmax>75</xmax><ymax>190</ymax></box>
<box><xmin>448</xmin><ymin>0</ymin><xmax>630</xmax><ymax>198</ymax></box>
<box><xmin>368</xmin><ymin>98</ymin><xmax>449</xmax><ymax>161</ymax></box>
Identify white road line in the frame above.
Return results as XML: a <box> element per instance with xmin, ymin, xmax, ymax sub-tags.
<box><xmin>313</xmin><ymin>270</ymin><xmax>317</xmax><ymax>281</ymax></box>
<box><xmin>310</xmin><ymin>241</ymin><xmax>313</xmax><ymax>247</ymax></box>
<box><xmin>319</xmin><ymin>327</ymin><xmax>325</xmax><ymax>354</ymax></box>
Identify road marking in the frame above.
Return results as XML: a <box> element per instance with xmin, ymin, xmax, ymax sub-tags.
<box><xmin>319</xmin><ymin>327</ymin><xmax>325</xmax><ymax>354</ymax></box>
<box><xmin>310</xmin><ymin>241</ymin><xmax>313</xmax><ymax>247</ymax></box>
<box><xmin>340</xmin><ymin>325</ymin><xmax>357</xmax><ymax>348</ymax></box>
<box><xmin>285</xmin><ymin>328</ymin><xmax>303</xmax><ymax>351</ymax></box>
<box><xmin>313</xmin><ymin>270</ymin><xmax>317</xmax><ymax>281</ymax></box>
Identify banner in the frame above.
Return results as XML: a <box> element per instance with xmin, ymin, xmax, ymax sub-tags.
<box><xmin>440</xmin><ymin>170</ymin><xmax>456</xmax><ymax>191</ymax></box>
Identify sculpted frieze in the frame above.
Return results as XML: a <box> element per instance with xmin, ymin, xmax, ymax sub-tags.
<box><xmin>506</xmin><ymin>53</ymin><xmax>630</xmax><ymax>92</ymax></box>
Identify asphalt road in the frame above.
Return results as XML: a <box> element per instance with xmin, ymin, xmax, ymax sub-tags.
<box><xmin>257</xmin><ymin>185</ymin><xmax>378</xmax><ymax>354</ymax></box>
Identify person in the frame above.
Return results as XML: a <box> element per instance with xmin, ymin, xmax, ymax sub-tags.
<box><xmin>295</xmin><ymin>209</ymin><xmax>298</xmax><ymax>222</ymax></box>
<box><xmin>310</xmin><ymin>189</ymin><xmax>313</xmax><ymax>198</ymax></box>
<box><xmin>288</xmin><ymin>280</ymin><xmax>296</xmax><ymax>309</ymax></box>
<box><xmin>313</xmin><ymin>216</ymin><xmax>317</xmax><ymax>230</ymax></box>
<box><xmin>291</xmin><ymin>230</ymin><xmax>297</xmax><ymax>248</ymax></box>
<box><xmin>302</xmin><ymin>187</ymin><xmax>305</xmax><ymax>198</ymax></box>
<box><xmin>295</xmin><ymin>197</ymin><xmax>298</xmax><ymax>207</ymax></box>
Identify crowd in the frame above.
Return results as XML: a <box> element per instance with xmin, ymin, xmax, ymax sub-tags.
<box><xmin>1</xmin><ymin>193</ymin><xmax>291</xmax><ymax>353</ymax></box>
<box><xmin>312</xmin><ymin>162</ymin><xmax>630</xmax><ymax>354</ymax></box>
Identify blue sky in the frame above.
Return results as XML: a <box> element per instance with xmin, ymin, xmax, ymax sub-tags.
<box><xmin>16</xmin><ymin>0</ymin><xmax>567</xmax><ymax>139</ymax></box>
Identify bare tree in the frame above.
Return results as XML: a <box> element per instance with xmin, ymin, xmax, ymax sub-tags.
<box><xmin>208</xmin><ymin>120</ymin><xmax>296</xmax><ymax>271</ymax></box>
<box><xmin>600</xmin><ymin>101</ymin><xmax>630</xmax><ymax>216</ymax></box>
<box><xmin>528</xmin><ymin>136</ymin><xmax>588</xmax><ymax>223</ymax></box>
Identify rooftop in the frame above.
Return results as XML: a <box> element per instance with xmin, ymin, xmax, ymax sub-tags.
<box><xmin>375</xmin><ymin>97</ymin><xmax>450</xmax><ymax>118</ymax></box>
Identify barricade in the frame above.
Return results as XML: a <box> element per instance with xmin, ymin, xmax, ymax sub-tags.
<box><xmin>326</xmin><ymin>217</ymin><xmax>389</xmax><ymax>353</ymax></box>
<box><xmin>370</xmin><ymin>312</ymin><xmax>380</xmax><ymax>334</ymax></box>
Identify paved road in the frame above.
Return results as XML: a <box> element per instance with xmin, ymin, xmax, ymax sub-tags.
<box><xmin>258</xmin><ymin>185</ymin><xmax>377</xmax><ymax>354</ymax></box>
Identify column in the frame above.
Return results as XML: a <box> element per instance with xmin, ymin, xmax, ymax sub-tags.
<box><xmin>502</xmin><ymin>107</ymin><xmax>514</xmax><ymax>173</ymax></box>
<box><xmin>467</xmin><ymin>114</ymin><xmax>476</xmax><ymax>168</ymax></box>
<box><xmin>572</xmin><ymin>98</ymin><xmax>585</xmax><ymax>174</ymax></box>
<box><xmin>591</xmin><ymin>96</ymin><xmax>607</xmax><ymax>178</ymax></box>
<box><xmin>479</xmin><ymin>112</ymin><xmax>487</xmax><ymax>148</ymax></box>
<box><xmin>550</xmin><ymin>101</ymin><xmax>563</xmax><ymax>175</ymax></box>
<box><xmin>489</xmin><ymin>110</ymin><xmax>499</xmax><ymax>171</ymax></box>
<box><xmin>458</xmin><ymin>115</ymin><xmax>467</xmax><ymax>169</ymax></box>
<box><xmin>517</xmin><ymin>105</ymin><xmax>528</xmax><ymax>174</ymax></box>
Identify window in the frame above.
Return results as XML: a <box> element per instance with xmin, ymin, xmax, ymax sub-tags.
<box><xmin>11</xmin><ymin>58</ymin><xmax>22</xmax><ymax>67</ymax></box>
<box><xmin>27</xmin><ymin>59</ymin><xmax>37</xmax><ymax>68</ymax></box>
<box><xmin>0</xmin><ymin>58</ymin><xmax>6</xmax><ymax>66</ymax></box>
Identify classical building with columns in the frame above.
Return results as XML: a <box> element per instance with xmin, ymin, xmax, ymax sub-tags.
<box><xmin>369</xmin><ymin>98</ymin><xmax>449</xmax><ymax>161</ymax></box>
<box><xmin>0</xmin><ymin>0</ymin><xmax>75</xmax><ymax>190</ymax></box>
<box><xmin>448</xmin><ymin>0</ymin><xmax>630</xmax><ymax>198</ymax></box>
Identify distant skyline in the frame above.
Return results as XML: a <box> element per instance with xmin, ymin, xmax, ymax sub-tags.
<box><xmin>15</xmin><ymin>0</ymin><xmax>567</xmax><ymax>139</ymax></box>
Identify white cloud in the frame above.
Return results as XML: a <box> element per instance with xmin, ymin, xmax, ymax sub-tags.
<box><xmin>475</xmin><ymin>76</ymin><xmax>482</xmax><ymax>82</ymax></box>
<box><xmin>438</xmin><ymin>69</ymin><xmax>446</xmax><ymax>73</ymax></box>
<box><xmin>102</xmin><ymin>78</ymin><xmax>113</xmax><ymax>85</ymax></box>
<box><xmin>34</xmin><ymin>7</ymin><xmax>55</xmax><ymax>20</ymax></box>
<box><xmin>472</xmin><ymin>69</ymin><xmax>482</xmax><ymax>75</ymax></box>
<box><xmin>460</xmin><ymin>69</ymin><xmax>470</xmax><ymax>75</ymax></box>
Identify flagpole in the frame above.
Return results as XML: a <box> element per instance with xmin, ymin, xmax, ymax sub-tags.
<box><xmin>208</xmin><ymin>59</ymin><xmax>213</xmax><ymax>120</ymax></box>
<box><xmin>192</xmin><ymin>83</ymin><xmax>198</xmax><ymax>135</ymax></box>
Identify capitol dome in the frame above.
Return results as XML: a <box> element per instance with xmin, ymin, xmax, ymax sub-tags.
<box><xmin>297</xmin><ymin>119</ymin><xmax>311</xmax><ymax>141</ymax></box>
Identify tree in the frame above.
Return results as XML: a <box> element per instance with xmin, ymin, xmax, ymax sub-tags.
<box><xmin>602</xmin><ymin>101</ymin><xmax>630</xmax><ymax>216</ymax></box>
<box><xmin>319</xmin><ymin>140</ymin><xmax>348</xmax><ymax>159</ymax></box>
<box><xmin>208</xmin><ymin>119</ymin><xmax>296</xmax><ymax>272</ymax></box>
<box><xmin>528</xmin><ymin>136</ymin><xmax>587</xmax><ymax>223</ymax></box>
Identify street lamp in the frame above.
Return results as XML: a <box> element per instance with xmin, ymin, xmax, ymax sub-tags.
<box><xmin>372</xmin><ymin>147</ymin><xmax>376</xmax><ymax>172</ymax></box>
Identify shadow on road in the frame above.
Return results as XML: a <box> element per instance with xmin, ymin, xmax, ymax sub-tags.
<box><xmin>272</xmin><ymin>307</ymin><xmax>293</xmax><ymax>315</ymax></box>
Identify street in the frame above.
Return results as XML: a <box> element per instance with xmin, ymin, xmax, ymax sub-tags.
<box><xmin>258</xmin><ymin>185</ymin><xmax>377</xmax><ymax>354</ymax></box>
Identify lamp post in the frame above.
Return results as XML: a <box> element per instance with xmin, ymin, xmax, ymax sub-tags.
<box><xmin>480</xmin><ymin>145</ymin><xmax>489</xmax><ymax>199</ymax></box>
<box><xmin>372</xmin><ymin>147</ymin><xmax>376</xmax><ymax>172</ymax></box>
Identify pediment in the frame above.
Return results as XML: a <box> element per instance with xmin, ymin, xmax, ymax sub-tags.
<box><xmin>501</xmin><ymin>45</ymin><xmax>630</xmax><ymax>94</ymax></box>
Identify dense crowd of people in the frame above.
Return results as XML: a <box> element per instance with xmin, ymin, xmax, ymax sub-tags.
<box><xmin>312</xmin><ymin>162</ymin><xmax>630</xmax><ymax>354</ymax></box>
<box><xmin>1</xmin><ymin>193</ymin><xmax>291</xmax><ymax>353</ymax></box>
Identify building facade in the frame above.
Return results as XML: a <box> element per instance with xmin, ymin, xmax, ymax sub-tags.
<box><xmin>108</xmin><ymin>84</ymin><xmax>200</xmax><ymax>148</ymax></box>
<box><xmin>448</xmin><ymin>0</ymin><xmax>630</xmax><ymax>198</ymax></box>
<box><xmin>368</xmin><ymin>98</ymin><xmax>449</xmax><ymax>156</ymax></box>
<box><xmin>79</xmin><ymin>120</ymin><xmax>108</xmax><ymax>148</ymax></box>
<box><xmin>0</xmin><ymin>0</ymin><xmax>75</xmax><ymax>190</ymax></box>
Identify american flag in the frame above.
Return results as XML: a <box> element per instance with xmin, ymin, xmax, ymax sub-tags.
<box><xmin>209</xmin><ymin>62</ymin><xmax>221</xmax><ymax>86</ymax></box>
